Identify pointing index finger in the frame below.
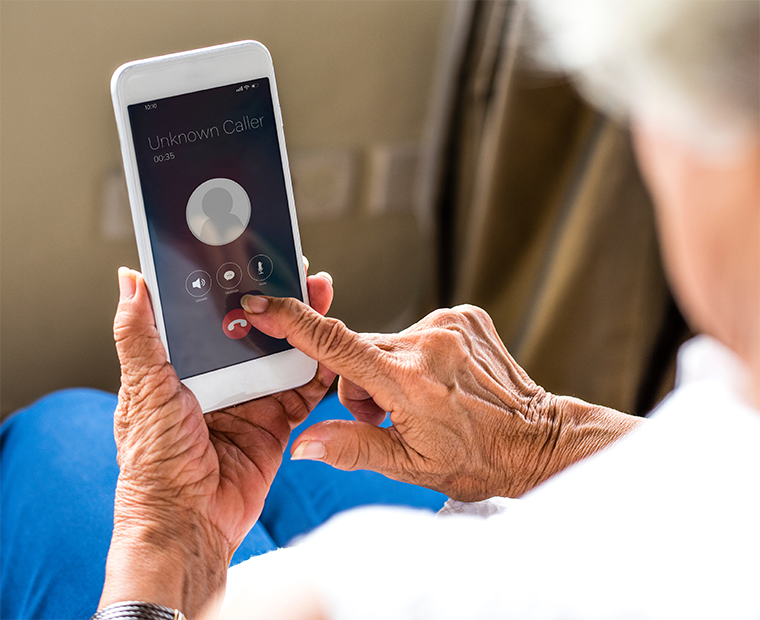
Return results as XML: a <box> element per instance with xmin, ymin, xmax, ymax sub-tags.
<box><xmin>242</xmin><ymin>295</ymin><xmax>385</xmax><ymax>389</ymax></box>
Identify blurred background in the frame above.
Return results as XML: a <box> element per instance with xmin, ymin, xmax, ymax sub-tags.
<box><xmin>1</xmin><ymin>0</ymin><xmax>686</xmax><ymax>421</ymax></box>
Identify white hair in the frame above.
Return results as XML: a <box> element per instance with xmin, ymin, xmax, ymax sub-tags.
<box><xmin>527</xmin><ymin>0</ymin><xmax>760</xmax><ymax>153</ymax></box>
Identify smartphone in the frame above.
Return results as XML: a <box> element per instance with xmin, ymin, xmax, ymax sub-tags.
<box><xmin>111</xmin><ymin>41</ymin><xmax>316</xmax><ymax>413</ymax></box>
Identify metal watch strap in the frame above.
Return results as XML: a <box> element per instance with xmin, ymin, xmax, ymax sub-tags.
<box><xmin>91</xmin><ymin>601</ymin><xmax>186</xmax><ymax>620</ymax></box>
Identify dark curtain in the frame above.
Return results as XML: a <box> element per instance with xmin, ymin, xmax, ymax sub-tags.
<box><xmin>430</xmin><ymin>0</ymin><xmax>689</xmax><ymax>414</ymax></box>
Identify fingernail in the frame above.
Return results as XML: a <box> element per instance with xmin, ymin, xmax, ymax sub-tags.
<box><xmin>292</xmin><ymin>440</ymin><xmax>325</xmax><ymax>461</ymax></box>
<box><xmin>302</xmin><ymin>256</ymin><xmax>310</xmax><ymax>272</ymax></box>
<box><xmin>316</xmin><ymin>271</ymin><xmax>333</xmax><ymax>285</ymax></box>
<box><xmin>118</xmin><ymin>267</ymin><xmax>136</xmax><ymax>302</ymax></box>
<box><xmin>241</xmin><ymin>294</ymin><xmax>269</xmax><ymax>314</ymax></box>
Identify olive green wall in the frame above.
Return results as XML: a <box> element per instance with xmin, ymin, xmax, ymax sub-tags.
<box><xmin>0</xmin><ymin>0</ymin><xmax>450</xmax><ymax>416</ymax></box>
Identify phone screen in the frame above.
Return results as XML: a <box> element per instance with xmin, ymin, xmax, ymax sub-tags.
<box><xmin>127</xmin><ymin>78</ymin><xmax>301</xmax><ymax>380</ymax></box>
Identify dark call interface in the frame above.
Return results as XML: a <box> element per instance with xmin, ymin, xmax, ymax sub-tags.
<box><xmin>128</xmin><ymin>78</ymin><xmax>301</xmax><ymax>380</ymax></box>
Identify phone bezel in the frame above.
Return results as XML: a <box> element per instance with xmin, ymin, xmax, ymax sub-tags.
<box><xmin>111</xmin><ymin>40</ymin><xmax>317</xmax><ymax>413</ymax></box>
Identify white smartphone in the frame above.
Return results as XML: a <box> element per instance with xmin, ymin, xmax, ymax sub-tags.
<box><xmin>111</xmin><ymin>41</ymin><xmax>317</xmax><ymax>413</ymax></box>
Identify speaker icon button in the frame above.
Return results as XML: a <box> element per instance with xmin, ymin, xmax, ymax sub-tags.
<box><xmin>185</xmin><ymin>270</ymin><xmax>212</xmax><ymax>298</ymax></box>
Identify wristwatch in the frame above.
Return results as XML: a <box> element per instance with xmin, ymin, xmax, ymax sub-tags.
<box><xmin>91</xmin><ymin>601</ymin><xmax>186</xmax><ymax>620</ymax></box>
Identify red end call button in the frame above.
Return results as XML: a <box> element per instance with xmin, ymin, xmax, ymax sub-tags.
<box><xmin>222</xmin><ymin>309</ymin><xmax>252</xmax><ymax>339</ymax></box>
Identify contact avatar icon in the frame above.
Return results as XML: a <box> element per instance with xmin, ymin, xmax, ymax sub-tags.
<box><xmin>186</xmin><ymin>178</ymin><xmax>251</xmax><ymax>246</ymax></box>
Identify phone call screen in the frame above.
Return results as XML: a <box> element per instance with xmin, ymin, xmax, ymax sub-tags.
<box><xmin>128</xmin><ymin>78</ymin><xmax>301</xmax><ymax>380</ymax></box>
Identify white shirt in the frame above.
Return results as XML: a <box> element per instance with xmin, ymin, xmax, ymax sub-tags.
<box><xmin>224</xmin><ymin>336</ymin><xmax>760</xmax><ymax>619</ymax></box>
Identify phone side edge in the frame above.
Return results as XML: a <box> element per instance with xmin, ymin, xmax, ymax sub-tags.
<box><xmin>110</xmin><ymin>66</ymin><xmax>173</xmax><ymax>362</ymax></box>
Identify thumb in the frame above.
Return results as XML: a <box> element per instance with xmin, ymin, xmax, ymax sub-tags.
<box><xmin>113</xmin><ymin>268</ymin><xmax>188</xmax><ymax>455</ymax></box>
<box><xmin>114</xmin><ymin>267</ymin><xmax>167</xmax><ymax>370</ymax></box>
<box><xmin>113</xmin><ymin>268</ymin><xmax>181</xmax><ymax>407</ymax></box>
<box><xmin>290</xmin><ymin>420</ymin><xmax>412</xmax><ymax>481</ymax></box>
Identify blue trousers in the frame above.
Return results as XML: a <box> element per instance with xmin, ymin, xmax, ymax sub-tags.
<box><xmin>1</xmin><ymin>389</ymin><xmax>445</xmax><ymax>619</ymax></box>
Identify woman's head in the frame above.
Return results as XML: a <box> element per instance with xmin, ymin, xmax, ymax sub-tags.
<box><xmin>529</xmin><ymin>0</ymin><xmax>760</xmax><ymax>387</ymax></box>
<box><xmin>529</xmin><ymin>0</ymin><xmax>759</xmax><ymax>152</ymax></box>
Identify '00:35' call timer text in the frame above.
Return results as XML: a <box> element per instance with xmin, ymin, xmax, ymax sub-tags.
<box><xmin>153</xmin><ymin>152</ymin><xmax>175</xmax><ymax>163</ymax></box>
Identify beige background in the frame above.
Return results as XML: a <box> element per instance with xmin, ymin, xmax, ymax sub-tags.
<box><xmin>0</xmin><ymin>0</ymin><xmax>450</xmax><ymax>417</ymax></box>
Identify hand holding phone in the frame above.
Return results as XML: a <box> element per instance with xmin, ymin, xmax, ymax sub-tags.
<box><xmin>102</xmin><ymin>266</ymin><xmax>336</xmax><ymax>617</ymax></box>
<box><xmin>111</xmin><ymin>41</ymin><xmax>316</xmax><ymax>412</ymax></box>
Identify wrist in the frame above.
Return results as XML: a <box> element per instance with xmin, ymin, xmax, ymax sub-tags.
<box><xmin>550</xmin><ymin>394</ymin><xmax>643</xmax><ymax>472</ymax></box>
<box><xmin>93</xmin><ymin>601</ymin><xmax>186</xmax><ymax>620</ymax></box>
<box><xmin>492</xmin><ymin>392</ymin><xmax>642</xmax><ymax>498</ymax></box>
<box><xmin>100</xmin><ymin>501</ymin><xmax>230</xmax><ymax>618</ymax></box>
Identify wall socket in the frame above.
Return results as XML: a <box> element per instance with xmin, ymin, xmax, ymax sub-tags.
<box><xmin>368</xmin><ymin>143</ymin><xmax>420</xmax><ymax>215</ymax></box>
<box><xmin>290</xmin><ymin>148</ymin><xmax>358</xmax><ymax>221</ymax></box>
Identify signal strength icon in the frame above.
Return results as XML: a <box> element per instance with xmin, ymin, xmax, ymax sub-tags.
<box><xmin>236</xmin><ymin>86</ymin><xmax>244</xmax><ymax>93</ymax></box>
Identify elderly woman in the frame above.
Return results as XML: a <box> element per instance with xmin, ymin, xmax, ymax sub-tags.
<box><xmin>3</xmin><ymin>0</ymin><xmax>759</xmax><ymax>618</ymax></box>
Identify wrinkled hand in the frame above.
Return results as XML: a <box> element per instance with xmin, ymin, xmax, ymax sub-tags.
<box><xmin>100</xmin><ymin>267</ymin><xmax>335</xmax><ymax>618</ymax></box>
<box><xmin>241</xmin><ymin>297</ymin><xmax>641</xmax><ymax>502</ymax></box>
